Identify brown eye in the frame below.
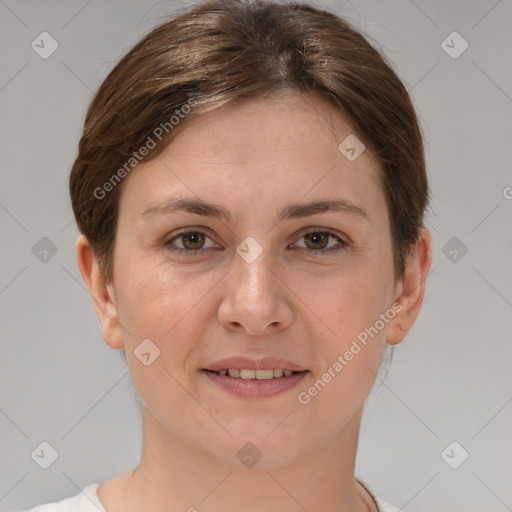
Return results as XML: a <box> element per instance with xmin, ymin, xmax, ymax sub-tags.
<box><xmin>179</xmin><ymin>232</ymin><xmax>205</xmax><ymax>250</ymax></box>
<box><xmin>165</xmin><ymin>230</ymin><xmax>218</xmax><ymax>254</ymax></box>
<box><xmin>293</xmin><ymin>230</ymin><xmax>348</xmax><ymax>256</ymax></box>
<box><xmin>303</xmin><ymin>232</ymin><xmax>330</xmax><ymax>250</ymax></box>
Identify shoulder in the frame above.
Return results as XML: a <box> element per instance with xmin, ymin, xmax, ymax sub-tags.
<box><xmin>355</xmin><ymin>477</ymin><xmax>400</xmax><ymax>512</ymax></box>
<box><xmin>15</xmin><ymin>484</ymin><xmax>105</xmax><ymax>512</ymax></box>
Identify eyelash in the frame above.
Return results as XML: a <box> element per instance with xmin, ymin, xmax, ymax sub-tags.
<box><xmin>164</xmin><ymin>228</ymin><xmax>349</xmax><ymax>257</ymax></box>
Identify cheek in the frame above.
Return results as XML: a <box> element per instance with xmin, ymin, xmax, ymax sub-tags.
<box><xmin>293</xmin><ymin>247</ymin><xmax>394</xmax><ymax>392</ymax></box>
<box><xmin>113</xmin><ymin>263</ymin><xmax>207</xmax><ymax>415</ymax></box>
<box><xmin>115</xmin><ymin>244</ymin><xmax>197</xmax><ymax>324</ymax></box>
<box><xmin>120</xmin><ymin>275</ymin><xmax>196</xmax><ymax>340</ymax></box>
<box><xmin>292</xmin><ymin>270</ymin><xmax>390</xmax><ymax>438</ymax></box>
<box><xmin>114</xmin><ymin>255</ymin><xmax>217</xmax><ymax>376</ymax></box>
<box><xmin>301</xmin><ymin>251</ymin><xmax>394</xmax><ymax>339</ymax></box>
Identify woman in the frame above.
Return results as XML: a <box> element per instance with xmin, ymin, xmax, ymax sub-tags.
<box><xmin>21</xmin><ymin>0</ymin><xmax>431</xmax><ymax>510</ymax></box>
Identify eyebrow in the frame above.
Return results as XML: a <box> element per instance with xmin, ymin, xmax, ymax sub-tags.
<box><xmin>141</xmin><ymin>196</ymin><xmax>370</xmax><ymax>223</ymax></box>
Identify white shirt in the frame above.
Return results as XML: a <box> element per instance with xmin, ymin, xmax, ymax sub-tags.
<box><xmin>17</xmin><ymin>478</ymin><xmax>399</xmax><ymax>512</ymax></box>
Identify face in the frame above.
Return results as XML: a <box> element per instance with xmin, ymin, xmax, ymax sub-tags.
<box><xmin>104</xmin><ymin>93</ymin><xmax>403</xmax><ymax>467</ymax></box>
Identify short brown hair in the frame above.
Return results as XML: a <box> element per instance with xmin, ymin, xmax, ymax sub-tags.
<box><xmin>70</xmin><ymin>0</ymin><xmax>430</xmax><ymax>282</ymax></box>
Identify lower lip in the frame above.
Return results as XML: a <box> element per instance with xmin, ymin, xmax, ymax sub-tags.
<box><xmin>202</xmin><ymin>370</ymin><xmax>308</xmax><ymax>398</ymax></box>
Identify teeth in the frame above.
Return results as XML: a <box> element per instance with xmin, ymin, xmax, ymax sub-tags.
<box><xmin>214</xmin><ymin>368</ymin><xmax>299</xmax><ymax>379</ymax></box>
<box><xmin>255</xmin><ymin>369</ymin><xmax>274</xmax><ymax>380</ymax></box>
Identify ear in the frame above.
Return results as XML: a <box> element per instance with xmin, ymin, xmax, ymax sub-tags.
<box><xmin>76</xmin><ymin>234</ymin><xmax>125</xmax><ymax>349</ymax></box>
<box><xmin>387</xmin><ymin>227</ymin><xmax>432</xmax><ymax>345</ymax></box>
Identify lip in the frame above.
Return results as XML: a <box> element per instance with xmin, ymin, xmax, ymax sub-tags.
<box><xmin>204</xmin><ymin>356</ymin><xmax>307</xmax><ymax>372</ymax></box>
<box><xmin>202</xmin><ymin>369</ymin><xmax>308</xmax><ymax>398</ymax></box>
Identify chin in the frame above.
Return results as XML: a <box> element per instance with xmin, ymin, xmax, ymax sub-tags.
<box><xmin>214</xmin><ymin>424</ymin><xmax>305</xmax><ymax>469</ymax></box>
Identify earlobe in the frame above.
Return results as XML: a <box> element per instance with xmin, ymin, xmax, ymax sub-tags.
<box><xmin>75</xmin><ymin>234</ymin><xmax>125</xmax><ymax>349</ymax></box>
<box><xmin>387</xmin><ymin>228</ymin><xmax>432</xmax><ymax>345</ymax></box>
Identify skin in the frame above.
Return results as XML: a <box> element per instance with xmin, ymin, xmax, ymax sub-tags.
<box><xmin>77</xmin><ymin>92</ymin><xmax>431</xmax><ymax>512</ymax></box>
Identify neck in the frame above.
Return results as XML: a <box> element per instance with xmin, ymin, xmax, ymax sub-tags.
<box><xmin>99</xmin><ymin>406</ymin><xmax>376</xmax><ymax>512</ymax></box>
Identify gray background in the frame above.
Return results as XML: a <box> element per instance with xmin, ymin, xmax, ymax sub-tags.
<box><xmin>1</xmin><ymin>0</ymin><xmax>511</xmax><ymax>510</ymax></box>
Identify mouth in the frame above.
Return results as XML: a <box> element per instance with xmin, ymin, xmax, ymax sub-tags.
<box><xmin>201</xmin><ymin>358</ymin><xmax>309</xmax><ymax>398</ymax></box>
<box><xmin>203</xmin><ymin>368</ymin><xmax>302</xmax><ymax>379</ymax></box>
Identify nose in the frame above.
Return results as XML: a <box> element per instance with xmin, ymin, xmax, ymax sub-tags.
<box><xmin>217</xmin><ymin>248</ymin><xmax>293</xmax><ymax>335</ymax></box>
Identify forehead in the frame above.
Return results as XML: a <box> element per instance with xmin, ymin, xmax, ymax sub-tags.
<box><xmin>119</xmin><ymin>93</ymin><xmax>387</xmax><ymax>225</ymax></box>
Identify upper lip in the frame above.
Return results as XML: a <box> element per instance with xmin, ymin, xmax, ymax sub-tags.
<box><xmin>204</xmin><ymin>356</ymin><xmax>308</xmax><ymax>372</ymax></box>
